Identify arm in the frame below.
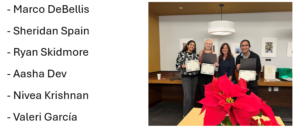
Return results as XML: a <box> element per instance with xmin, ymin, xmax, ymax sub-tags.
<box><xmin>199</xmin><ymin>50</ymin><xmax>202</xmax><ymax>61</ymax></box>
<box><xmin>218</xmin><ymin>57</ymin><xmax>220</xmax><ymax>73</ymax></box>
<box><xmin>228</xmin><ymin>57</ymin><xmax>235</xmax><ymax>80</ymax></box>
<box><xmin>199</xmin><ymin>50</ymin><xmax>202</xmax><ymax>65</ymax></box>
<box><xmin>196</xmin><ymin>53</ymin><xmax>200</xmax><ymax>60</ymax></box>
<box><xmin>176</xmin><ymin>52</ymin><xmax>184</xmax><ymax>71</ymax></box>
<box><xmin>213</xmin><ymin>52</ymin><xmax>219</xmax><ymax>66</ymax></box>
<box><xmin>256</xmin><ymin>55</ymin><xmax>262</xmax><ymax>77</ymax></box>
<box><xmin>236</xmin><ymin>55</ymin><xmax>240</xmax><ymax>72</ymax></box>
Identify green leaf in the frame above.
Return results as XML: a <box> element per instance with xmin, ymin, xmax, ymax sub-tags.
<box><xmin>226</xmin><ymin>119</ymin><xmax>233</xmax><ymax>126</ymax></box>
<box><xmin>221</xmin><ymin>116</ymin><xmax>229</xmax><ymax>125</ymax></box>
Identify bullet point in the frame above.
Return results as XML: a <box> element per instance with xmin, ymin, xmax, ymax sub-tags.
<box><xmin>7</xmin><ymin>9</ymin><xmax>10</xmax><ymax>11</ymax></box>
<box><xmin>7</xmin><ymin>74</ymin><xmax>10</xmax><ymax>76</ymax></box>
<box><xmin>7</xmin><ymin>95</ymin><xmax>10</xmax><ymax>97</ymax></box>
<box><xmin>7</xmin><ymin>52</ymin><xmax>10</xmax><ymax>54</ymax></box>
<box><xmin>7</xmin><ymin>31</ymin><xmax>10</xmax><ymax>33</ymax></box>
<box><xmin>7</xmin><ymin>117</ymin><xmax>10</xmax><ymax>119</ymax></box>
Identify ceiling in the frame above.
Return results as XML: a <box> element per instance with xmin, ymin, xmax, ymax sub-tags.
<box><xmin>149</xmin><ymin>2</ymin><xmax>292</xmax><ymax>16</ymax></box>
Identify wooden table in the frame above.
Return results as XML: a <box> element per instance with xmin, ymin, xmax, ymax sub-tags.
<box><xmin>149</xmin><ymin>75</ymin><xmax>292</xmax><ymax>86</ymax></box>
<box><xmin>149</xmin><ymin>71</ymin><xmax>292</xmax><ymax>107</ymax></box>
<box><xmin>178</xmin><ymin>108</ymin><xmax>285</xmax><ymax>126</ymax></box>
<box><xmin>258</xmin><ymin>78</ymin><xmax>292</xmax><ymax>87</ymax></box>
<box><xmin>149</xmin><ymin>76</ymin><xmax>182</xmax><ymax>84</ymax></box>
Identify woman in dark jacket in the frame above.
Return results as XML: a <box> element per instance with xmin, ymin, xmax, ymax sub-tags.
<box><xmin>218</xmin><ymin>43</ymin><xmax>236</xmax><ymax>83</ymax></box>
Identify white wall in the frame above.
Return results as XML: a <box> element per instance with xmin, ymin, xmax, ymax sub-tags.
<box><xmin>159</xmin><ymin>12</ymin><xmax>292</xmax><ymax>71</ymax></box>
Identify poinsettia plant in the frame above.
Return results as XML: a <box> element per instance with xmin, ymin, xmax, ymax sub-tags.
<box><xmin>198</xmin><ymin>74</ymin><xmax>280</xmax><ymax>126</ymax></box>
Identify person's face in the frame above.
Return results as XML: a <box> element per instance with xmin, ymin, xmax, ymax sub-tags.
<box><xmin>222</xmin><ymin>45</ymin><xmax>228</xmax><ymax>55</ymax></box>
<box><xmin>187</xmin><ymin>42</ymin><xmax>195</xmax><ymax>51</ymax></box>
<box><xmin>205</xmin><ymin>40</ymin><xmax>212</xmax><ymax>50</ymax></box>
<box><xmin>240</xmin><ymin>41</ymin><xmax>250</xmax><ymax>53</ymax></box>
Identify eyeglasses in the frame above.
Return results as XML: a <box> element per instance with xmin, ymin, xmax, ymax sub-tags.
<box><xmin>240</xmin><ymin>45</ymin><xmax>249</xmax><ymax>47</ymax></box>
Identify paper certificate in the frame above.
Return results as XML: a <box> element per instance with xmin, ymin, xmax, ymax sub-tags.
<box><xmin>239</xmin><ymin>70</ymin><xmax>256</xmax><ymax>81</ymax></box>
<box><xmin>264</xmin><ymin>65</ymin><xmax>276</xmax><ymax>79</ymax></box>
<box><xmin>201</xmin><ymin>63</ymin><xmax>215</xmax><ymax>75</ymax></box>
<box><xmin>185</xmin><ymin>60</ymin><xmax>200</xmax><ymax>72</ymax></box>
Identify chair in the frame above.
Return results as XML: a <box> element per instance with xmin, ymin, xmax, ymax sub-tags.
<box><xmin>235</xmin><ymin>69</ymin><xmax>239</xmax><ymax>84</ymax></box>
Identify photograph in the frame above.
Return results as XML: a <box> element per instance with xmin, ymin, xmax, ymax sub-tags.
<box><xmin>179</xmin><ymin>38</ymin><xmax>193</xmax><ymax>51</ymax></box>
<box><xmin>183</xmin><ymin>43</ymin><xmax>187</xmax><ymax>49</ymax></box>
<box><xmin>265</xmin><ymin>42</ymin><xmax>273</xmax><ymax>53</ymax></box>
<box><xmin>149</xmin><ymin>2</ymin><xmax>292</xmax><ymax>126</ymax></box>
<box><xmin>235</xmin><ymin>46</ymin><xmax>241</xmax><ymax>54</ymax></box>
<box><xmin>261</xmin><ymin>38</ymin><xmax>277</xmax><ymax>57</ymax></box>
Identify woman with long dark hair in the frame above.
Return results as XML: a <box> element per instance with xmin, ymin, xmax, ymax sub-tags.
<box><xmin>175</xmin><ymin>40</ymin><xmax>199</xmax><ymax>118</ymax></box>
<box><xmin>218</xmin><ymin>43</ymin><xmax>236</xmax><ymax>83</ymax></box>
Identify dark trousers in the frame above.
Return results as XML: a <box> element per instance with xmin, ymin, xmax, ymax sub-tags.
<box><xmin>198</xmin><ymin>74</ymin><xmax>213</xmax><ymax>107</ymax></box>
<box><xmin>182</xmin><ymin>76</ymin><xmax>198</xmax><ymax>116</ymax></box>
<box><xmin>247</xmin><ymin>81</ymin><xmax>258</xmax><ymax>95</ymax></box>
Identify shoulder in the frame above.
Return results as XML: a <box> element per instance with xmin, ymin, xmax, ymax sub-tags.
<box><xmin>178</xmin><ymin>51</ymin><xmax>185</xmax><ymax>56</ymax></box>
<box><xmin>199</xmin><ymin>50</ymin><xmax>203</xmax><ymax>56</ymax></box>
<box><xmin>212</xmin><ymin>52</ymin><xmax>216</xmax><ymax>54</ymax></box>
<box><xmin>250</xmin><ymin>51</ymin><xmax>260</xmax><ymax>58</ymax></box>
<box><xmin>236</xmin><ymin>54</ymin><xmax>241</xmax><ymax>60</ymax></box>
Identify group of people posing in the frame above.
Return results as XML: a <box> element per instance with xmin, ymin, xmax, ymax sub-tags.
<box><xmin>175</xmin><ymin>39</ymin><xmax>262</xmax><ymax>117</ymax></box>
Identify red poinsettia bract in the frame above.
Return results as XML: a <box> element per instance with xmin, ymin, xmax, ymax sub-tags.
<box><xmin>198</xmin><ymin>74</ymin><xmax>264</xmax><ymax>126</ymax></box>
<box><xmin>260</xmin><ymin>118</ymin><xmax>280</xmax><ymax>126</ymax></box>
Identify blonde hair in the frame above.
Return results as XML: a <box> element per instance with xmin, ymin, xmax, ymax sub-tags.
<box><xmin>203</xmin><ymin>38</ymin><xmax>214</xmax><ymax>52</ymax></box>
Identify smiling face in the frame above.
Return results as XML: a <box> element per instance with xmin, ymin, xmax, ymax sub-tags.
<box><xmin>240</xmin><ymin>41</ymin><xmax>250</xmax><ymax>53</ymax></box>
<box><xmin>187</xmin><ymin>42</ymin><xmax>195</xmax><ymax>51</ymax></box>
<box><xmin>222</xmin><ymin>45</ymin><xmax>228</xmax><ymax>55</ymax></box>
<box><xmin>205</xmin><ymin>40</ymin><xmax>212</xmax><ymax>50</ymax></box>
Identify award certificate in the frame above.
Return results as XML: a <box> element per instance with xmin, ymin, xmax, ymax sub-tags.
<box><xmin>200</xmin><ymin>63</ymin><xmax>215</xmax><ymax>75</ymax></box>
<box><xmin>239</xmin><ymin>70</ymin><xmax>256</xmax><ymax>81</ymax></box>
<box><xmin>185</xmin><ymin>60</ymin><xmax>200</xmax><ymax>72</ymax></box>
<box><xmin>264</xmin><ymin>65</ymin><xmax>276</xmax><ymax>79</ymax></box>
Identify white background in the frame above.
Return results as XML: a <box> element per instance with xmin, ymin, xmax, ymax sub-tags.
<box><xmin>159</xmin><ymin>12</ymin><xmax>292</xmax><ymax>71</ymax></box>
<box><xmin>0</xmin><ymin>0</ymin><xmax>299</xmax><ymax>133</ymax></box>
<box><xmin>287</xmin><ymin>42</ymin><xmax>293</xmax><ymax>57</ymax></box>
<box><xmin>0</xmin><ymin>0</ymin><xmax>148</xmax><ymax>132</ymax></box>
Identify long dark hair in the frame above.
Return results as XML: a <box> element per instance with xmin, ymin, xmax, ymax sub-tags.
<box><xmin>181</xmin><ymin>40</ymin><xmax>196</xmax><ymax>53</ymax></box>
<box><xmin>219</xmin><ymin>43</ymin><xmax>233</xmax><ymax>61</ymax></box>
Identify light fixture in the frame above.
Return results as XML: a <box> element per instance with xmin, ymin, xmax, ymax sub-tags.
<box><xmin>208</xmin><ymin>4</ymin><xmax>235</xmax><ymax>35</ymax></box>
<box><xmin>179</xmin><ymin>7</ymin><xmax>183</xmax><ymax>9</ymax></box>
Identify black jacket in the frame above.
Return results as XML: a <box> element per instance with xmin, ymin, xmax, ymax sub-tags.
<box><xmin>236</xmin><ymin>50</ymin><xmax>262</xmax><ymax>81</ymax></box>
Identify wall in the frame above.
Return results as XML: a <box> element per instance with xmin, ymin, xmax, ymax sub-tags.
<box><xmin>159</xmin><ymin>12</ymin><xmax>292</xmax><ymax>71</ymax></box>
<box><xmin>149</xmin><ymin>12</ymin><xmax>161</xmax><ymax>72</ymax></box>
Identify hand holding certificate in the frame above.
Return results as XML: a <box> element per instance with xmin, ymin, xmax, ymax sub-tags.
<box><xmin>239</xmin><ymin>70</ymin><xmax>256</xmax><ymax>81</ymax></box>
<box><xmin>200</xmin><ymin>53</ymin><xmax>216</xmax><ymax>75</ymax></box>
<box><xmin>201</xmin><ymin>63</ymin><xmax>215</xmax><ymax>75</ymax></box>
<box><xmin>185</xmin><ymin>60</ymin><xmax>200</xmax><ymax>72</ymax></box>
<box><xmin>239</xmin><ymin>58</ymin><xmax>256</xmax><ymax>81</ymax></box>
